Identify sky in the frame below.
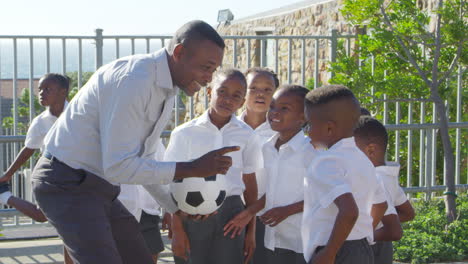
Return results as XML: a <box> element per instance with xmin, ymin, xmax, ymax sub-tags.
<box><xmin>0</xmin><ymin>0</ymin><xmax>300</xmax><ymax>35</ymax></box>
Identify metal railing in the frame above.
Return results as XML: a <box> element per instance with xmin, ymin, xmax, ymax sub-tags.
<box><xmin>0</xmin><ymin>30</ymin><xmax>466</xmax><ymax>230</ymax></box>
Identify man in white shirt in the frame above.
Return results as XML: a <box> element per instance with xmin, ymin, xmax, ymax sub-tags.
<box><xmin>302</xmin><ymin>85</ymin><xmax>388</xmax><ymax>264</ymax></box>
<box><xmin>30</xmin><ymin>21</ymin><xmax>238</xmax><ymax>264</ymax></box>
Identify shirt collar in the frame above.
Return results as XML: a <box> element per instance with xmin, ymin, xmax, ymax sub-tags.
<box><xmin>238</xmin><ymin>111</ymin><xmax>271</xmax><ymax>132</ymax></box>
<box><xmin>195</xmin><ymin>110</ymin><xmax>244</xmax><ymax>129</ymax></box>
<box><xmin>265</xmin><ymin>130</ymin><xmax>306</xmax><ymax>152</ymax></box>
<box><xmin>376</xmin><ymin>161</ymin><xmax>401</xmax><ymax>177</ymax></box>
<box><xmin>329</xmin><ymin>136</ymin><xmax>356</xmax><ymax>151</ymax></box>
<box><xmin>44</xmin><ymin>100</ymin><xmax>69</xmax><ymax>118</ymax></box>
<box><xmin>154</xmin><ymin>48</ymin><xmax>176</xmax><ymax>91</ymax></box>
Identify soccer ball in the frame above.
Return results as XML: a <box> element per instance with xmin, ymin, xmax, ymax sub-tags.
<box><xmin>170</xmin><ymin>175</ymin><xmax>227</xmax><ymax>215</ymax></box>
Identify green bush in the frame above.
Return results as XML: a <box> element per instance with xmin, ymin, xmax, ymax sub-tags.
<box><xmin>394</xmin><ymin>194</ymin><xmax>468</xmax><ymax>264</ymax></box>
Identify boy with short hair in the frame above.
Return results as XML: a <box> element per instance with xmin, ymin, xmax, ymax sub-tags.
<box><xmin>166</xmin><ymin>69</ymin><xmax>260</xmax><ymax>264</ymax></box>
<box><xmin>302</xmin><ymin>85</ymin><xmax>388</xmax><ymax>264</ymax></box>
<box><xmin>354</xmin><ymin>115</ymin><xmax>415</xmax><ymax>264</ymax></box>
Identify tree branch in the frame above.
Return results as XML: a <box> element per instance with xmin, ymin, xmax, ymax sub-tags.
<box><xmin>438</xmin><ymin>39</ymin><xmax>465</xmax><ymax>85</ymax></box>
<box><xmin>379</xmin><ymin>4</ymin><xmax>433</xmax><ymax>87</ymax></box>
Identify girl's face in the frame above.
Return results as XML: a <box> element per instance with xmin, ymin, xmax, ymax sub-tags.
<box><xmin>38</xmin><ymin>77</ymin><xmax>67</xmax><ymax>107</ymax></box>
<box><xmin>209</xmin><ymin>76</ymin><xmax>246</xmax><ymax>119</ymax></box>
<box><xmin>267</xmin><ymin>91</ymin><xmax>305</xmax><ymax>135</ymax></box>
<box><xmin>245</xmin><ymin>73</ymin><xmax>276</xmax><ymax>114</ymax></box>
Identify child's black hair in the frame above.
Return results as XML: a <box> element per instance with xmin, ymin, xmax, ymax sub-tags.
<box><xmin>43</xmin><ymin>73</ymin><xmax>70</xmax><ymax>94</ymax></box>
<box><xmin>212</xmin><ymin>68</ymin><xmax>247</xmax><ymax>91</ymax></box>
<box><xmin>354</xmin><ymin>115</ymin><xmax>389</xmax><ymax>150</ymax></box>
<box><xmin>245</xmin><ymin>67</ymin><xmax>280</xmax><ymax>88</ymax></box>
<box><xmin>304</xmin><ymin>84</ymin><xmax>357</xmax><ymax>110</ymax></box>
<box><xmin>277</xmin><ymin>84</ymin><xmax>309</xmax><ymax>100</ymax></box>
<box><xmin>360</xmin><ymin>107</ymin><xmax>371</xmax><ymax>116</ymax></box>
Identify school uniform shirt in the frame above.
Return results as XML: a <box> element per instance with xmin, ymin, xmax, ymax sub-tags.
<box><xmin>302</xmin><ymin>137</ymin><xmax>387</xmax><ymax>262</ymax></box>
<box><xmin>119</xmin><ymin>139</ymin><xmax>165</xmax><ymax>221</ymax></box>
<box><xmin>238</xmin><ymin>111</ymin><xmax>277</xmax><ymax>201</ymax></box>
<box><xmin>164</xmin><ymin>111</ymin><xmax>261</xmax><ymax>197</ymax></box>
<box><xmin>24</xmin><ymin>101</ymin><xmax>69</xmax><ymax>152</ymax></box>
<box><xmin>376</xmin><ymin>162</ymin><xmax>408</xmax><ymax>208</ymax></box>
<box><xmin>44</xmin><ymin>48</ymin><xmax>179</xmax><ymax>213</ymax></box>
<box><xmin>262</xmin><ymin>131</ymin><xmax>316</xmax><ymax>253</ymax></box>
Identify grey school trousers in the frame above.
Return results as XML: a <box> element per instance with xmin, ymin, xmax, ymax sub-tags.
<box><xmin>265</xmin><ymin>248</ymin><xmax>307</xmax><ymax>264</ymax></box>
<box><xmin>310</xmin><ymin>238</ymin><xmax>374</xmax><ymax>264</ymax></box>
<box><xmin>371</xmin><ymin>241</ymin><xmax>393</xmax><ymax>264</ymax></box>
<box><xmin>174</xmin><ymin>195</ymin><xmax>246</xmax><ymax>264</ymax></box>
<box><xmin>31</xmin><ymin>155</ymin><xmax>154</xmax><ymax>264</ymax></box>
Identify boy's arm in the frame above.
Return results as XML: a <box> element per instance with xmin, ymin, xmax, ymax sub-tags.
<box><xmin>371</xmin><ymin>201</ymin><xmax>388</xmax><ymax>229</ymax></box>
<box><xmin>313</xmin><ymin>193</ymin><xmax>358</xmax><ymax>263</ymax></box>
<box><xmin>260</xmin><ymin>201</ymin><xmax>303</xmax><ymax>227</ymax></box>
<box><xmin>171</xmin><ymin>213</ymin><xmax>191</xmax><ymax>260</ymax></box>
<box><xmin>0</xmin><ymin>147</ymin><xmax>36</xmax><ymax>182</ymax></box>
<box><xmin>223</xmin><ymin>173</ymin><xmax>258</xmax><ymax>238</ymax></box>
<box><xmin>374</xmin><ymin>214</ymin><xmax>403</xmax><ymax>241</ymax></box>
<box><xmin>395</xmin><ymin>201</ymin><xmax>415</xmax><ymax>222</ymax></box>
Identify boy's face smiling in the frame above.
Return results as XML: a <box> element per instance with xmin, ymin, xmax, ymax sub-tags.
<box><xmin>268</xmin><ymin>91</ymin><xmax>305</xmax><ymax>135</ymax></box>
<box><xmin>245</xmin><ymin>73</ymin><xmax>276</xmax><ymax>114</ymax></box>
<box><xmin>209</xmin><ymin>77</ymin><xmax>246</xmax><ymax>119</ymax></box>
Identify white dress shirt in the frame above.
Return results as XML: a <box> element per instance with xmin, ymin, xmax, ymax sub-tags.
<box><xmin>44</xmin><ymin>48</ymin><xmax>179</xmax><ymax>213</ymax></box>
<box><xmin>263</xmin><ymin>132</ymin><xmax>316</xmax><ymax>253</ymax></box>
<box><xmin>25</xmin><ymin>101</ymin><xmax>68</xmax><ymax>152</ymax></box>
<box><xmin>376</xmin><ymin>162</ymin><xmax>408</xmax><ymax>207</ymax></box>
<box><xmin>119</xmin><ymin>139</ymin><xmax>166</xmax><ymax>221</ymax></box>
<box><xmin>164</xmin><ymin>111</ymin><xmax>261</xmax><ymax>197</ymax></box>
<box><xmin>302</xmin><ymin>137</ymin><xmax>387</xmax><ymax>262</ymax></box>
<box><xmin>238</xmin><ymin>111</ymin><xmax>277</xmax><ymax>201</ymax></box>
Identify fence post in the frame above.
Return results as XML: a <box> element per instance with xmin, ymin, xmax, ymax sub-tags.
<box><xmin>95</xmin><ymin>28</ymin><xmax>104</xmax><ymax>70</ymax></box>
<box><xmin>329</xmin><ymin>29</ymin><xmax>338</xmax><ymax>79</ymax></box>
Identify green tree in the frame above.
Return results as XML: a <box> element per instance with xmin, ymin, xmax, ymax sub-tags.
<box><xmin>335</xmin><ymin>0</ymin><xmax>467</xmax><ymax>221</ymax></box>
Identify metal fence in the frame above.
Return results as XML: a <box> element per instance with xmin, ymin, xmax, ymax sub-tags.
<box><xmin>0</xmin><ymin>30</ymin><xmax>466</xmax><ymax>229</ymax></box>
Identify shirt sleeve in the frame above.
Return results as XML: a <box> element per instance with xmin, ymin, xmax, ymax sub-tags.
<box><xmin>24</xmin><ymin>118</ymin><xmax>44</xmax><ymax>149</ymax></box>
<box><xmin>371</xmin><ymin>173</ymin><xmax>388</xmax><ymax>205</ymax></box>
<box><xmin>393</xmin><ymin>184</ymin><xmax>409</xmax><ymax>207</ymax></box>
<box><xmin>242</xmin><ymin>133</ymin><xmax>262</xmax><ymax>174</ymax></box>
<box><xmin>311</xmin><ymin>155</ymin><xmax>352</xmax><ymax>208</ymax></box>
<box><xmin>99</xmin><ymin>73</ymin><xmax>176</xmax><ymax>185</ymax></box>
<box><xmin>164</xmin><ymin>126</ymin><xmax>190</xmax><ymax>162</ymax></box>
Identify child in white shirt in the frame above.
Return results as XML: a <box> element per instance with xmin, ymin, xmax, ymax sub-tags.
<box><xmin>237</xmin><ymin>67</ymin><xmax>279</xmax><ymax>264</ymax></box>
<box><xmin>354</xmin><ymin>115</ymin><xmax>415</xmax><ymax>264</ymax></box>
<box><xmin>166</xmin><ymin>69</ymin><xmax>260</xmax><ymax>264</ymax></box>
<box><xmin>302</xmin><ymin>85</ymin><xmax>388</xmax><ymax>264</ymax></box>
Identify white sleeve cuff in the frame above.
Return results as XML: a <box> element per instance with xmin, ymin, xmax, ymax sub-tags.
<box><xmin>143</xmin><ymin>184</ymin><xmax>179</xmax><ymax>214</ymax></box>
<box><xmin>0</xmin><ymin>191</ymin><xmax>13</xmax><ymax>204</ymax></box>
<box><xmin>319</xmin><ymin>185</ymin><xmax>351</xmax><ymax>208</ymax></box>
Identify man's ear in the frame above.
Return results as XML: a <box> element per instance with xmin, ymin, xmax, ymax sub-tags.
<box><xmin>172</xmin><ymin>44</ymin><xmax>185</xmax><ymax>62</ymax></box>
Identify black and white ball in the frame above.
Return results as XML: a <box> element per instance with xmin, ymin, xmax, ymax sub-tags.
<box><xmin>170</xmin><ymin>175</ymin><xmax>227</xmax><ymax>215</ymax></box>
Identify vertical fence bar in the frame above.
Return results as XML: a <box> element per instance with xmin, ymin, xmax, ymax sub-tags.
<box><xmin>371</xmin><ymin>56</ymin><xmax>375</xmax><ymax>105</ymax></box>
<box><xmin>382</xmin><ymin>94</ymin><xmax>388</xmax><ymax>125</ymax></box>
<box><xmin>395</xmin><ymin>101</ymin><xmax>401</xmax><ymax>163</ymax></box>
<box><xmin>260</xmin><ymin>39</ymin><xmax>265</xmax><ymax>67</ymax></box>
<box><xmin>314</xmin><ymin>39</ymin><xmax>319</xmax><ymax>89</ymax></box>
<box><xmin>407</xmin><ymin>96</ymin><xmax>413</xmax><ymax>189</ymax></box>
<box><xmin>46</xmin><ymin>38</ymin><xmax>50</xmax><ymax>72</ymax></box>
<box><xmin>287</xmin><ymin>38</ymin><xmax>292</xmax><ymax>84</ymax></box>
<box><xmin>274</xmin><ymin>39</ymin><xmax>279</xmax><ymax>74</ymax></box>
<box><xmin>29</xmin><ymin>38</ymin><xmax>35</xmax><ymax>124</ymax></box>
<box><xmin>431</xmin><ymin>103</ymin><xmax>437</xmax><ymax>186</ymax></box>
<box><xmin>190</xmin><ymin>96</ymin><xmax>194</xmax><ymax>120</ymax></box>
<box><xmin>146</xmin><ymin>38</ymin><xmax>150</xmax><ymax>53</ymax></box>
<box><xmin>0</xmin><ymin>43</ymin><xmax>3</xmax><ymax>172</ymax></box>
<box><xmin>425</xmin><ymin>128</ymin><xmax>433</xmax><ymax>200</ymax></box>
<box><xmin>62</xmin><ymin>38</ymin><xmax>66</xmax><ymax>74</ymax></box>
<box><xmin>246</xmin><ymin>40</ymin><xmax>251</xmax><ymax>69</ymax></box>
<box><xmin>329</xmin><ymin>29</ymin><xmax>338</xmax><ymax>79</ymax></box>
<box><xmin>175</xmin><ymin>92</ymin><xmax>180</xmax><ymax>127</ymax></box>
<box><xmin>419</xmin><ymin>102</ymin><xmax>426</xmax><ymax>187</ymax></box>
<box><xmin>95</xmin><ymin>29</ymin><xmax>103</xmax><ymax>70</ymax></box>
<box><xmin>116</xmin><ymin>38</ymin><xmax>120</xmax><ymax>59</ymax></box>
<box><xmin>301</xmin><ymin>39</ymin><xmax>306</xmax><ymax>86</ymax></box>
<box><xmin>78</xmin><ymin>39</ymin><xmax>83</xmax><ymax>89</ymax></box>
<box><xmin>455</xmin><ymin>66</ymin><xmax>462</xmax><ymax>184</ymax></box>
<box><xmin>232</xmin><ymin>39</ymin><xmax>237</xmax><ymax>68</ymax></box>
<box><xmin>12</xmin><ymin>38</ymin><xmax>18</xmax><ymax>136</ymax></box>
<box><xmin>131</xmin><ymin>38</ymin><xmax>135</xmax><ymax>55</ymax></box>
<box><xmin>346</xmin><ymin>37</ymin><xmax>351</xmax><ymax>56</ymax></box>
<box><xmin>161</xmin><ymin>38</ymin><xmax>165</xmax><ymax>48</ymax></box>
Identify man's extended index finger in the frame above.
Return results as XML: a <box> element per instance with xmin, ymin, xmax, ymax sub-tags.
<box><xmin>215</xmin><ymin>146</ymin><xmax>240</xmax><ymax>155</ymax></box>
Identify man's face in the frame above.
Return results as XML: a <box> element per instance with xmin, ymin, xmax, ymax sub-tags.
<box><xmin>176</xmin><ymin>39</ymin><xmax>224</xmax><ymax>96</ymax></box>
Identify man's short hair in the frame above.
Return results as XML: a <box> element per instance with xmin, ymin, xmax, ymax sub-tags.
<box><xmin>354</xmin><ymin>116</ymin><xmax>389</xmax><ymax>150</ymax></box>
<box><xmin>245</xmin><ymin>67</ymin><xmax>280</xmax><ymax>88</ymax></box>
<box><xmin>304</xmin><ymin>84</ymin><xmax>357</xmax><ymax>110</ymax></box>
<box><xmin>169</xmin><ymin>20</ymin><xmax>225</xmax><ymax>53</ymax></box>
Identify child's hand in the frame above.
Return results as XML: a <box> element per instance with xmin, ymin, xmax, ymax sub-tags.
<box><xmin>311</xmin><ymin>248</ymin><xmax>335</xmax><ymax>264</ymax></box>
<box><xmin>260</xmin><ymin>206</ymin><xmax>291</xmax><ymax>227</ymax></box>
<box><xmin>223</xmin><ymin>209</ymin><xmax>254</xmax><ymax>238</ymax></box>
<box><xmin>243</xmin><ymin>228</ymin><xmax>256</xmax><ymax>264</ymax></box>
<box><xmin>161</xmin><ymin>213</ymin><xmax>172</xmax><ymax>238</ymax></box>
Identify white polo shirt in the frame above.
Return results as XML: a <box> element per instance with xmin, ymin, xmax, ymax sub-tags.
<box><xmin>164</xmin><ymin>111</ymin><xmax>261</xmax><ymax>197</ymax></box>
<box><xmin>302</xmin><ymin>137</ymin><xmax>387</xmax><ymax>262</ymax></box>
<box><xmin>44</xmin><ymin>48</ymin><xmax>179</xmax><ymax>213</ymax></box>
<box><xmin>238</xmin><ymin>111</ymin><xmax>277</xmax><ymax>201</ymax></box>
<box><xmin>376</xmin><ymin>162</ymin><xmax>408</xmax><ymax>207</ymax></box>
<box><xmin>25</xmin><ymin>101</ymin><xmax>68</xmax><ymax>152</ymax></box>
<box><xmin>263</xmin><ymin>131</ymin><xmax>316</xmax><ymax>253</ymax></box>
<box><xmin>119</xmin><ymin>139</ymin><xmax>165</xmax><ymax>221</ymax></box>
